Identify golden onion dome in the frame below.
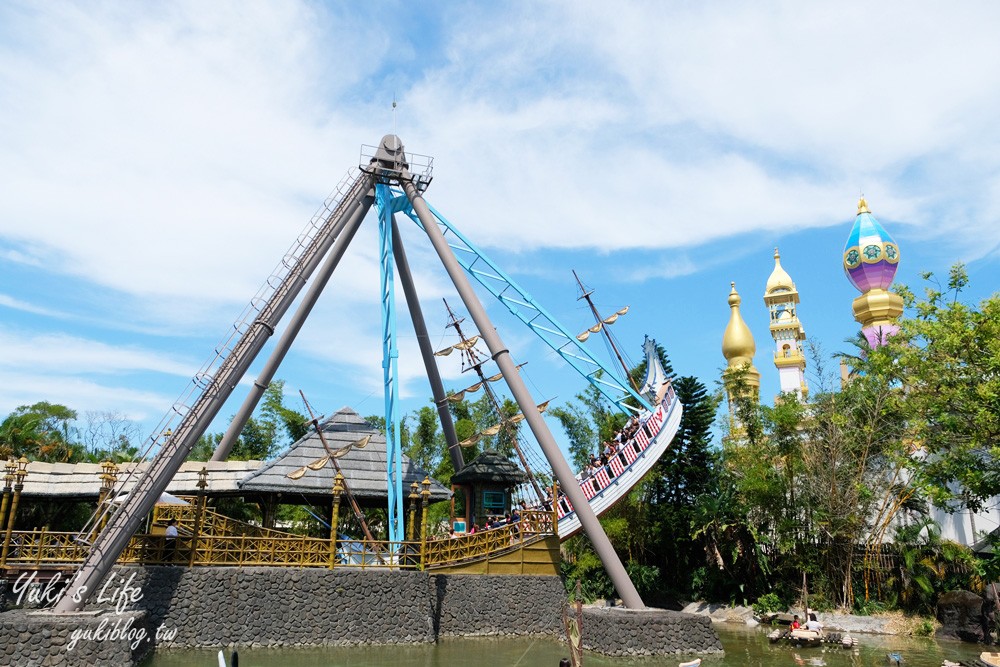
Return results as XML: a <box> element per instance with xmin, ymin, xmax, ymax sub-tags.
<box><xmin>765</xmin><ymin>247</ymin><xmax>794</xmax><ymax>294</ymax></box>
<box><xmin>723</xmin><ymin>282</ymin><xmax>756</xmax><ymax>365</ymax></box>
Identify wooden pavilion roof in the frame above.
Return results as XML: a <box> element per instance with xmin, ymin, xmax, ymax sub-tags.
<box><xmin>450</xmin><ymin>449</ymin><xmax>526</xmax><ymax>486</ymax></box>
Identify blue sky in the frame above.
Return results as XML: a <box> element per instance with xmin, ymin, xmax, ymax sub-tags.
<box><xmin>1</xmin><ymin>1</ymin><xmax>999</xmax><ymax>455</ymax></box>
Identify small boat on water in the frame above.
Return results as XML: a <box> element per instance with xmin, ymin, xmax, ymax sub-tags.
<box><xmin>679</xmin><ymin>659</ymin><xmax>701</xmax><ymax>667</ymax></box>
<box><xmin>981</xmin><ymin>652</ymin><xmax>1000</xmax><ymax>667</ymax></box>
<box><xmin>767</xmin><ymin>628</ymin><xmax>856</xmax><ymax>649</ymax></box>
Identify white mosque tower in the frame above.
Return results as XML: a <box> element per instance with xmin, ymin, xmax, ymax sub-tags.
<box><xmin>763</xmin><ymin>248</ymin><xmax>808</xmax><ymax>399</ymax></box>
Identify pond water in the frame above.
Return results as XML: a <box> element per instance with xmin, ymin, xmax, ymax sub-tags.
<box><xmin>142</xmin><ymin>623</ymin><xmax>989</xmax><ymax>667</ymax></box>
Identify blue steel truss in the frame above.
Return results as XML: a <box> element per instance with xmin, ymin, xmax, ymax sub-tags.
<box><xmin>386</xmin><ymin>190</ymin><xmax>652</xmax><ymax>415</ymax></box>
<box><xmin>375</xmin><ymin>184</ymin><xmax>404</xmax><ymax>544</ymax></box>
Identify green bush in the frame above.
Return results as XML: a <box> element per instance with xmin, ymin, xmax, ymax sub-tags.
<box><xmin>752</xmin><ymin>592</ymin><xmax>784</xmax><ymax>616</ymax></box>
<box><xmin>625</xmin><ymin>562</ymin><xmax>662</xmax><ymax>601</ymax></box>
<box><xmin>561</xmin><ymin>553</ymin><xmax>614</xmax><ymax>602</ymax></box>
<box><xmin>853</xmin><ymin>598</ymin><xmax>891</xmax><ymax>616</ymax></box>
<box><xmin>913</xmin><ymin>619</ymin><xmax>935</xmax><ymax>637</ymax></box>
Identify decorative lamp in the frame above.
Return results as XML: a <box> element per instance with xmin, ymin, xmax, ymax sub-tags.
<box><xmin>15</xmin><ymin>456</ymin><xmax>28</xmax><ymax>484</ymax></box>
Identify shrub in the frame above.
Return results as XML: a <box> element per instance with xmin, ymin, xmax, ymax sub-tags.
<box><xmin>752</xmin><ymin>592</ymin><xmax>784</xmax><ymax>616</ymax></box>
<box><xmin>913</xmin><ymin>619</ymin><xmax>935</xmax><ymax>637</ymax></box>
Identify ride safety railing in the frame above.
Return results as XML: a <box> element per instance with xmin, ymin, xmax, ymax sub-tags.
<box><xmin>1</xmin><ymin>511</ymin><xmax>556</xmax><ymax>571</ymax></box>
<box><xmin>423</xmin><ymin>510</ymin><xmax>554</xmax><ymax>568</ymax></box>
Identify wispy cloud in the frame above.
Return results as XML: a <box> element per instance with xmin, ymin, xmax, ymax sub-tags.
<box><xmin>1</xmin><ymin>0</ymin><xmax>998</xmax><ymax>433</ymax></box>
<box><xmin>0</xmin><ymin>329</ymin><xmax>194</xmax><ymax>377</ymax></box>
<box><xmin>0</xmin><ymin>294</ymin><xmax>66</xmax><ymax>318</ymax></box>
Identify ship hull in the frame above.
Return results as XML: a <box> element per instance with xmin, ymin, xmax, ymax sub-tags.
<box><xmin>555</xmin><ymin>389</ymin><xmax>683</xmax><ymax>540</ymax></box>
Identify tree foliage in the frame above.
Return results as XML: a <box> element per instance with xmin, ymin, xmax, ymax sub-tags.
<box><xmin>894</xmin><ymin>264</ymin><xmax>1000</xmax><ymax>513</ymax></box>
<box><xmin>0</xmin><ymin>401</ymin><xmax>81</xmax><ymax>462</ymax></box>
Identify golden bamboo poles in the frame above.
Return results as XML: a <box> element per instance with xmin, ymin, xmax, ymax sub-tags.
<box><xmin>0</xmin><ymin>459</ymin><xmax>15</xmax><ymax>554</ymax></box>
<box><xmin>328</xmin><ymin>472</ymin><xmax>344</xmax><ymax>569</ymax></box>
<box><xmin>97</xmin><ymin>459</ymin><xmax>119</xmax><ymax>533</ymax></box>
<box><xmin>418</xmin><ymin>477</ymin><xmax>430</xmax><ymax>570</ymax></box>
<box><xmin>1</xmin><ymin>457</ymin><xmax>28</xmax><ymax>567</ymax></box>
<box><xmin>407</xmin><ymin>481</ymin><xmax>419</xmax><ymax>542</ymax></box>
<box><xmin>188</xmin><ymin>466</ymin><xmax>208</xmax><ymax>567</ymax></box>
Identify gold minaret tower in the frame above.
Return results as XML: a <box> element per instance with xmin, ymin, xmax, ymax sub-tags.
<box><xmin>722</xmin><ymin>282</ymin><xmax>760</xmax><ymax>426</ymax></box>
<box><xmin>763</xmin><ymin>248</ymin><xmax>808</xmax><ymax>399</ymax></box>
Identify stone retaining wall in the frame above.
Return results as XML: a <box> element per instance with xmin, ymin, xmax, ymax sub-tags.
<box><xmin>432</xmin><ymin>573</ymin><xmax>565</xmax><ymax>637</ymax></box>
<box><xmin>1</xmin><ymin>567</ymin><xmax>567</xmax><ymax>664</ymax></box>
<box><xmin>581</xmin><ymin>607</ymin><xmax>724</xmax><ymax>657</ymax></box>
<box><xmin>0</xmin><ymin>608</ymin><xmax>154</xmax><ymax>667</ymax></box>
<box><xmin>0</xmin><ymin>567</ymin><xmax>720</xmax><ymax>665</ymax></box>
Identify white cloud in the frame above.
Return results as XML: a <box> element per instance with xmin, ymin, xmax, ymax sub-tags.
<box><xmin>3</xmin><ymin>0</ymin><xmax>999</xmax><ymax>314</ymax></box>
<box><xmin>2</xmin><ymin>0</ymin><xmax>999</xmax><ymax>436</ymax></box>
<box><xmin>0</xmin><ymin>329</ymin><xmax>193</xmax><ymax>377</ymax></box>
<box><xmin>0</xmin><ymin>294</ymin><xmax>67</xmax><ymax>318</ymax></box>
<box><xmin>0</xmin><ymin>371</ymin><xmax>170</xmax><ymax>424</ymax></box>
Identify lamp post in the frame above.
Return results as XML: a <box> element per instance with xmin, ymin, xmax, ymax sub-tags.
<box><xmin>329</xmin><ymin>472</ymin><xmax>344</xmax><ymax>570</ymax></box>
<box><xmin>0</xmin><ymin>459</ymin><xmax>16</xmax><ymax>546</ymax></box>
<box><xmin>419</xmin><ymin>477</ymin><xmax>431</xmax><ymax>570</ymax></box>
<box><xmin>1</xmin><ymin>457</ymin><xmax>28</xmax><ymax>567</ymax></box>
<box><xmin>407</xmin><ymin>481</ymin><xmax>419</xmax><ymax>542</ymax></box>
<box><xmin>189</xmin><ymin>466</ymin><xmax>208</xmax><ymax>567</ymax></box>
<box><xmin>97</xmin><ymin>459</ymin><xmax>119</xmax><ymax>532</ymax></box>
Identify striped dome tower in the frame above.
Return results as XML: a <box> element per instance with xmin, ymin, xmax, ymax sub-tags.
<box><xmin>843</xmin><ymin>197</ymin><xmax>903</xmax><ymax>348</ymax></box>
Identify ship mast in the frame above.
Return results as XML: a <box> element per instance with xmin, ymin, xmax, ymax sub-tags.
<box><xmin>573</xmin><ymin>270</ymin><xmax>640</xmax><ymax>393</ymax></box>
<box><xmin>444</xmin><ymin>299</ymin><xmax>547</xmax><ymax>504</ymax></box>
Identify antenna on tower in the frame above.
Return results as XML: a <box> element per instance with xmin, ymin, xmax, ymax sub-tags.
<box><xmin>392</xmin><ymin>93</ymin><xmax>397</xmax><ymax>135</ymax></box>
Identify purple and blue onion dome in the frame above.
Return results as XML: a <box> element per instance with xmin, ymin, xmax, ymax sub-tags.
<box><xmin>843</xmin><ymin>197</ymin><xmax>900</xmax><ymax>294</ymax></box>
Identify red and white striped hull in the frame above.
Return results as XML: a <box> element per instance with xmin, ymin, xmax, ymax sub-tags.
<box><xmin>554</xmin><ymin>389</ymin><xmax>682</xmax><ymax>540</ymax></box>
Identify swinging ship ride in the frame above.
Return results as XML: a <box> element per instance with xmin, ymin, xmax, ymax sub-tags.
<box><xmin>35</xmin><ymin>135</ymin><xmax>683</xmax><ymax>616</ymax></box>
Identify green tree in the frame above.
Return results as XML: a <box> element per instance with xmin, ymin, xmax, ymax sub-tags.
<box><xmin>643</xmin><ymin>375</ymin><xmax>719</xmax><ymax>599</ymax></box>
<box><xmin>407</xmin><ymin>406</ymin><xmax>442</xmax><ymax>473</ymax></box>
<box><xmin>188</xmin><ymin>432</ymin><xmax>223</xmax><ymax>461</ymax></box>
<box><xmin>0</xmin><ymin>402</ymin><xmax>82</xmax><ymax>462</ymax></box>
<box><xmin>894</xmin><ymin>264</ymin><xmax>1000</xmax><ymax>515</ymax></box>
<box><xmin>261</xmin><ymin>381</ymin><xmax>308</xmax><ymax>444</ymax></box>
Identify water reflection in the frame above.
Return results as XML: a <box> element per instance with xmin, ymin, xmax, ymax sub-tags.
<box><xmin>143</xmin><ymin>623</ymin><xmax>988</xmax><ymax>667</ymax></box>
